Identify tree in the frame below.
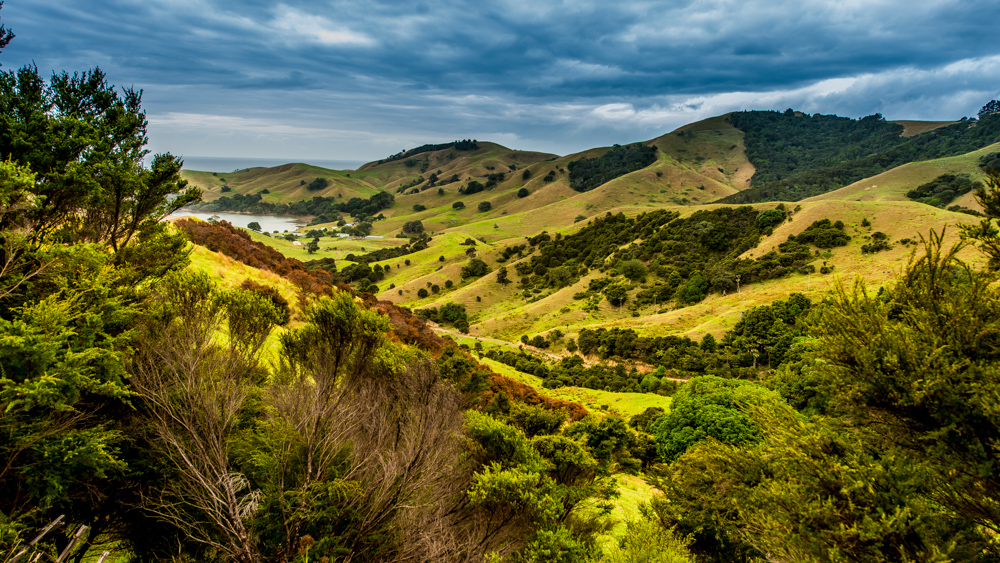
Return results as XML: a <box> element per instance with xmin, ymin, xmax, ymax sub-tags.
<box><xmin>979</xmin><ymin>99</ymin><xmax>1000</xmax><ymax>119</ymax></box>
<box><xmin>0</xmin><ymin>66</ymin><xmax>200</xmax><ymax>254</ymax></box>
<box><xmin>650</xmin><ymin>405</ymin><xmax>974</xmax><ymax>563</ymax></box>
<box><xmin>755</xmin><ymin>208</ymin><xmax>785</xmax><ymax>229</ymax></box>
<box><xmin>306</xmin><ymin>177</ymin><xmax>329</xmax><ymax>191</ymax></box>
<box><xmin>402</xmin><ymin>219</ymin><xmax>424</xmax><ymax>234</ymax></box>
<box><xmin>247</xmin><ymin>221</ymin><xmax>262</xmax><ymax>232</ymax></box>
<box><xmin>306</xmin><ymin>237</ymin><xmax>320</xmax><ymax>254</ymax></box>
<box><xmin>497</xmin><ymin>265</ymin><xmax>510</xmax><ymax>288</ymax></box>
<box><xmin>811</xmin><ymin>232</ymin><xmax>1000</xmax><ymax>538</ymax></box>
<box><xmin>130</xmin><ymin>272</ymin><xmax>282</xmax><ymax>563</ymax></box>
<box><xmin>517</xmin><ymin>187</ymin><xmax>530</xmax><ymax>198</ymax></box>
<box><xmin>603</xmin><ymin>279</ymin><xmax>629</xmax><ymax>307</ymax></box>
<box><xmin>452</xmin><ymin>201</ymin><xmax>465</xmax><ymax>210</ymax></box>
<box><xmin>461</xmin><ymin>257</ymin><xmax>490</xmax><ymax>279</ymax></box>
<box><xmin>478</xmin><ymin>201</ymin><xmax>492</xmax><ymax>212</ymax></box>
<box><xmin>960</xmin><ymin>168</ymin><xmax>1000</xmax><ymax>268</ymax></box>
<box><xmin>619</xmin><ymin>259</ymin><xmax>647</xmax><ymax>280</ymax></box>
<box><xmin>700</xmin><ymin>333</ymin><xmax>717</xmax><ymax>352</ymax></box>
<box><xmin>652</xmin><ymin>376</ymin><xmax>781</xmax><ymax>462</ymax></box>
<box><xmin>0</xmin><ymin>245</ymin><xmax>173</xmax><ymax>558</ymax></box>
<box><xmin>0</xmin><ymin>2</ymin><xmax>14</xmax><ymax>58</ymax></box>
<box><xmin>677</xmin><ymin>272</ymin><xmax>709</xmax><ymax>303</ymax></box>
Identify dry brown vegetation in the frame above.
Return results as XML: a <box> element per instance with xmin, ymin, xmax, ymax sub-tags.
<box><xmin>175</xmin><ymin>218</ymin><xmax>333</xmax><ymax>295</ymax></box>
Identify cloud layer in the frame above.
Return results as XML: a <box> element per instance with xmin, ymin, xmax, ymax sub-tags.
<box><xmin>3</xmin><ymin>0</ymin><xmax>999</xmax><ymax>162</ymax></box>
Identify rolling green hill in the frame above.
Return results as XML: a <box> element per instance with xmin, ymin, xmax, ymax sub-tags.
<box><xmin>178</xmin><ymin>113</ymin><xmax>999</xmax><ymax>358</ymax></box>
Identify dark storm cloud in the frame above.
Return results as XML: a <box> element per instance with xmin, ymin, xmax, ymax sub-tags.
<box><xmin>3</xmin><ymin>0</ymin><xmax>999</xmax><ymax>160</ymax></box>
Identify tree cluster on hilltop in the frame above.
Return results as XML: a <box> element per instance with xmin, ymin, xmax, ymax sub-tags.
<box><xmin>376</xmin><ymin>139</ymin><xmax>479</xmax><ymax>165</ymax></box>
<box><xmin>192</xmin><ymin>190</ymin><xmax>394</xmax><ymax>225</ymax></box>
<box><xmin>723</xmin><ymin>109</ymin><xmax>1000</xmax><ymax>203</ymax></box>
<box><xmin>568</xmin><ymin>143</ymin><xmax>658</xmax><ymax>193</ymax></box>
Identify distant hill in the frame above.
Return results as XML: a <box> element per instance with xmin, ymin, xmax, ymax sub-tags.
<box><xmin>718</xmin><ymin>111</ymin><xmax>1000</xmax><ymax>204</ymax></box>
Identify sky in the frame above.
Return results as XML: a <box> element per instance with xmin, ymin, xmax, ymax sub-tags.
<box><xmin>3</xmin><ymin>0</ymin><xmax>1000</xmax><ymax>167</ymax></box>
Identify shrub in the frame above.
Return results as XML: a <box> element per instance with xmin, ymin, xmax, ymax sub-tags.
<box><xmin>412</xmin><ymin>203</ymin><xmax>426</xmax><ymax>212</ymax></box>
<box><xmin>402</xmin><ymin>220</ymin><xmax>424</xmax><ymax>234</ymax></box>
<box><xmin>620</xmin><ymin>259</ymin><xmax>648</xmax><ymax>280</ymax></box>
<box><xmin>239</xmin><ymin>279</ymin><xmax>291</xmax><ymax>325</ymax></box>
<box><xmin>452</xmin><ymin>201</ymin><xmax>465</xmax><ymax>209</ymax></box>
<box><xmin>417</xmin><ymin>288</ymin><xmax>429</xmax><ymax>298</ymax></box>
<box><xmin>306</xmin><ymin>177</ymin><xmax>329</xmax><ymax>191</ymax></box>
<box><xmin>653</xmin><ymin>376</ymin><xmax>782</xmax><ymax>462</ymax></box>
<box><xmin>756</xmin><ymin>208</ymin><xmax>786</xmax><ymax>229</ymax></box>
<box><xmin>478</xmin><ymin>201</ymin><xmax>492</xmax><ymax>212</ymax></box>
<box><xmin>461</xmin><ymin>258</ymin><xmax>490</xmax><ymax>279</ymax></box>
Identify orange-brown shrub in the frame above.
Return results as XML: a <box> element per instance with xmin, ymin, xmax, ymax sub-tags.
<box><xmin>364</xmin><ymin>296</ymin><xmax>450</xmax><ymax>353</ymax></box>
<box><xmin>483</xmin><ymin>374</ymin><xmax>589</xmax><ymax>422</ymax></box>
<box><xmin>176</xmin><ymin>218</ymin><xmax>332</xmax><ymax>295</ymax></box>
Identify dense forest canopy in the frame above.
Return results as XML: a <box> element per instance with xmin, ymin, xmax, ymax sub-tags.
<box><xmin>721</xmin><ymin>109</ymin><xmax>1000</xmax><ymax>203</ymax></box>
<box><xmin>192</xmin><ymin>190</ymin><xmax>394</xmax><ymax>224</ymax></box>
<box><xmin>567</xmin><ymin>144</ymin><xmax>658</xmax><ymax>193</ymax></box>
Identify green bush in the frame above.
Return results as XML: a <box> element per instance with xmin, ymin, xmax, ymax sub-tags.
<box><xmin>462</xmin><ymin>258</ymin><xmax>490</xmax><ymax>279</ymax></box>
<box><xmin>653</xmin><ymin>376</ymin><xmax>782</xmax><ymax>462</ymax></box>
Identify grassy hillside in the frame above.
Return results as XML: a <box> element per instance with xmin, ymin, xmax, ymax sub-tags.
<box><xmin>806</xmin><ymin>141</ymin><xmax>1000</xmax><ymax>206</ymax></box>
<box><xmin>178</xmin><ymin>118</ymin><xmax>998</xmax><ymax>368</ymax></box>
<box><xmin>893</xmin><ymin>120</ymin><xmax>959</xmax><ymax>137</ymax></box>
<box><xmin>182</xmin><ymin>162</ymin><xmax>378</xmax><ymax>203</ymax></box>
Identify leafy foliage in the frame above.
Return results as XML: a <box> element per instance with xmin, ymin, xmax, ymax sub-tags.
<box><xmin>980</xmin><ymin>99</ymin><xmax>1000</xmax><ymax>119</ymax></box>
<box><xmin>306</xmin><ymin>177</ymin><xmax>329</xmax><ymax>191</ymax></box>
<box><xmin>723</xmin><ymin>110</ymin><xmax>1000</xmax><ymax>203</ymax></box>
<box><xmin>652</xmin><ymin>376</ymin><xmax>781</xmax><ymax>462</ymax></box>
<box><xmin>906</xmin><ymin>173</ymin><xmax>981</xmax><ymax>207</ymax></box>
<box><xmin>786</xmin><ymin>218</ymin><xmax>850</xmax><ymax>248</ymax></box>
<box><xmin>980</xmin><ymin>151</ymin><xmax>1000</xmax><ymax>173</ymax></box>
<box><xmin>416</xmin><ymin>302</ymin><xmax>470</xmax><ymax>333</ymax></box>
<box><xmin>194</xmin><ymin>190</ymin><xmax>394</xmax><ymax>224</ymax></box>
<box><xmin>0</xmin><ymin>66</ymin><xmax>199</xmax><ymax>251</ymax></box>
<box><xmin>511</xmin><ymin>207</ymin><xmax>822</xmax><ymax>308</ymax></box>
<box><xmin>461</xmin><ymin>257</ymin><xmax>490</xmax><ymax>279</ymax></box>
<box><xmin>568</xmin><ymin>144</ymin><xmax>658</xmax><ymax>193</ymax></box>
<box><xmin>374</xmin><ymin>139</ymin><xmax>478</xmax><ymax>164</ymax></box>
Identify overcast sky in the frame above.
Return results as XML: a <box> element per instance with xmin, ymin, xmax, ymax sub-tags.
<box><xmin>4</xmin><ymin>0</ymin><xmax>1000</xmax><ymax>165</ymax></box>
